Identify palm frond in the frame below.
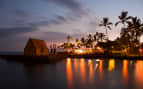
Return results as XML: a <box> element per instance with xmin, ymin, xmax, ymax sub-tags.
<box><xmin>107</xmin><ymin>26</ymin><xmax>112</xmax><ymax>30</ymax></box>
<box><xmin>108</xmin><ymin>22</ymin><xmax>113</xmax><ymax>25</ymax></box>
<box><xmin>99</xmin><ymin>24</ymin><xmax>104</xmax><ymax>26</ymax></box>
<box><xmin>141</xmin><ymin>24</ymin><xmax>143</xmax><ymax>26</ymax></box>
<box><xmin>115</xmin><ymin>21</ymin><xmax>121</xmax><ymax>26</ymax></box>
<box><xmin>126</xmin><ymin>21</ymin><xmax>132</xmax><ymax>28</ymax></box>
<box><xmin>126</xmin><ymin>16</ymin><xmax>132</xmax><ymax>20</ymax></box>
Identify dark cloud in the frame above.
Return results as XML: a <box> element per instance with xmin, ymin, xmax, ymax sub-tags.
<box><xmin>56</xmin><ymin>15</ymin><xmax>67</xmax><ymax>22</ymax></box>
<box><xmin>45</xmin><ymin>0</ymin><xmax>86</xmax><ymax>16</ymax></box>
<box><xmin>46</xmin><ymin>0</ymin><xmax>81</xmax><ymax>10</ymax></box>
<box><xmin>29</xmin><ymin>15</ymin><xmax>67</xmax><ymax>27</ymax></box>
<box><xmin>0</xmin><ymin>27</ymin><xmax>36</xmax><ymax>37</ymax></box>
<box><xmin>14</xmin><ymin>9</ymin><xmax>30</xmax><ymax>18</ymax></box>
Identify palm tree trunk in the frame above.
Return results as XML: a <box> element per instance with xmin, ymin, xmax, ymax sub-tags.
<box><xmin>106</xmin><ymin>28</ymin><xmax>108</xmax><ymax>40</ymax></box>
<box><xmin>106</xmin><ymin>28</ymin><xmax>108</xmax><ymax>35</ymax></box>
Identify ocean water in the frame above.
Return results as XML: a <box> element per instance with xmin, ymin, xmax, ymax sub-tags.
<box><xmin>0</xmin><ymin>58</ymin><xmax>143</xmax><ymax>89</ymax></box>
<box><xmin>0</xmin><ymin>52</ymin><xmax>23</xmax><ymax>55</ymax></box>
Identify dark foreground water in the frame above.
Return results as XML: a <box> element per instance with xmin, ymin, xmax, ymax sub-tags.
<box><xmin>0</xmin><ymin>58</ymin><xmax>143</xmax><ymax>89</ymax></box>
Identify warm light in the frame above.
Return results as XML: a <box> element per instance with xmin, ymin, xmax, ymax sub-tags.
<box><xmin>108</xmin><ymin>59</ymin><xmax>115</xmax><ymax>71</ymax></box>
<box><xmin>94</xmin><ymin>64</ymin><xmax>99</xmax><ymax>70</ymax></box>
<box><xmin>74</xmin><ymin>49</ymin><xmax>84</xmax><ymax>54</ymax></box>
<box><xmin>99</xmin><ymin>60</ymin><xmax>103</xmax><ymax>80</ymax></box>
<box><xmin>139</xmin><ymin>48</ymin><xmax>143</xmax><ymax>52</ymax></box>
<box><xmin>88</xmin><ymin>59</ymin><xmax>94</xmax><ymax>83</ymax></box>
<box><xmin>66</xmin><ymin>58</ymin><xmax>73</xmax><ymax>88</ymax></box>
<box><xmin>97</xmin><ymin>47</ymin><xmax>102</xmax><ymax>50</ymax></box>
<box><xmin>122</xmin><ymin>60</ymin><xmax>128</xmax><ymax>85</ymax></box>
<box><xmin>67</xmin><ymin>58</ymin><xmax>71</xmax><ymax>62</ymax></box>
<box><xmin>96</xmin><ymin>47</ymin><xmax>104</xmax><ymax>53</ymax></box>
<box><xmin>73</xmin><ymin>48</ymin><xmax>94</xmax><ymax>54</ymax></box>
<box><xmin>80</xmin><ymin>58</ymin><xmax>85</xmax><ymax>62</ymax></box>
<box><xmin>79</xmin><ymin>50</ymin><xmax>83</xmax><ymax>53</ymax></box>
<box><xmin>67</xmin><ymin>49</ymin><xmax>71</xmax><ymax>53</ymax></box>
<box><xmin>80</xmin><ymin>58</ymin><xmax>86</xmax><ymax>84</ymax></box>
<box><xmin>124</xmin><ymin>49</ymin><xmax>127</xmax><ymax>53</ymax></box>
<box><xmin>135</xmin><ymin>61</ymin><xmax>143</xmax><ymax>85</ymax></box>
<box><xmin>74</xmin><ymin>58</ymin><xmax>78</xmax><ymax>72</ymax></box>
<box><xmin>96</xmin><ymin>59</ymin><xmax>100</xmax><ymax>62</ymax></box>
<box><xmin>88</xmin><ymin>59</ymin><xmax>92</xmax><ymax>63</ymax></box>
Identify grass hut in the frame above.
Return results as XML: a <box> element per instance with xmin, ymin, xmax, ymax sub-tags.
<box><xmin>24</xmin><ymin>38</ymin><xmax>49</xmax><ymax>56</ymax></box>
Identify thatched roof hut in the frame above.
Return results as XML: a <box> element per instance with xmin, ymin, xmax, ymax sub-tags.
<box><xmin>24</xmin><ymin>38</ymin><xmax>49</xmax><ymax>56</ymax></box>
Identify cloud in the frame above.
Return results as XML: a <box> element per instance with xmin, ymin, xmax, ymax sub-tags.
<box><xmin>14</xmin><ymin>9</ymin><xmax>30</xmax><ymax>18</ymax></box>
<box><xmin>29</xmin><ymin>15</ymin><xmax>68</xmax><ymax>27</ymax></box>
<box><xmin>0</xmin><ymin>26</ymin><xmax>36</xmax><ymax>38</ymax></box>
<box><xmin>44</xmin><ymin>0</ymin><xmax>86</xmax><ymax>16</ymax></box>
<box><xmin>46</xmin><ymin>0</ymin><xmax>81</xmax><ymax>10</ymax></box>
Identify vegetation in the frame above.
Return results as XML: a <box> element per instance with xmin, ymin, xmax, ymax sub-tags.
<box><xmin>99</xmin><ymin>17</ymin><xmax>113</xmax><ymax>38</ymax></box>
<box><xmin>59</xmin><ymin>11</ymin><xmax>143</xmax><ymax>55</ymax></box>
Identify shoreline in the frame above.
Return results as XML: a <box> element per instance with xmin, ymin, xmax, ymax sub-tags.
<box><xmin>0</xmin><ymin>53</ymin><xmax>143</xmax><ymax>63</ymax></box>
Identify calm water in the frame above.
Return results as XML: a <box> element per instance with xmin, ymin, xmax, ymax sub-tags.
<box><xmin>0</xmin><ymin>58</ymin><xmax>143</xmax><ymax>89</ymax></box>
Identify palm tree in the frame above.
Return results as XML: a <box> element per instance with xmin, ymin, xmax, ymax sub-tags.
<box><xmin>81</xmin><ymin>37</ymin><xmax>85</xmax><ymax>46</ymax></box>
<box><xmin>115</xmin><ymin>11</ymin><xmax>131</xmax><ymax>27</ymax></box>
<box><xmin>98</xmin><ymin>33</ymin><xmax>105</xmax><ymax>42</ymax></box>
<box><xmin>88</xmin><ymin>34</ymin><xmax>92</xmax><ymax>40</ymax></box>
<box><xmin>75</xmin><ymin>38</ymin><xmax>80</xmax><ymax>48</ymax></box>
<box><xmin>94</xmin><ymin>32</ymin><xmax>99</xmax><ymax>42</ymax></box>
<box><xmin>120</xmin><ymin>28</ymin><xmax>132</xmax><ymax>45</ymax></box>
<box><xmin>86</xmin><ymin>34</ymin><xmax>93</xmax><ymax>48</ymax></box>
<box><xmin>127</xmin><ymin>16</ymin><xmax>143</xmax><ymax>43</ymax></box>
<box><xmin>99</xmin><ymin>17</ymin><xmax>112</xmax><ymax>36</ymax></box>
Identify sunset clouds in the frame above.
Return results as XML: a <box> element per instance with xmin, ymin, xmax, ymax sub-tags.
<box><xmin>0</xmin><ymin>0</ymin><xmax>143</xmax><ymax>51</ymax></box>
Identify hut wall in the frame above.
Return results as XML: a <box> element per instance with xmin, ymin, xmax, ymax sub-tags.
<box><xmin>24</xmin><ymin>48</ymin><xmax>36</xmax><ymax>56</ymax></box>
<box><xmin>36</xmin><ymin>48</ymin><xmax>49</xmax><ymax>56</ymax></box>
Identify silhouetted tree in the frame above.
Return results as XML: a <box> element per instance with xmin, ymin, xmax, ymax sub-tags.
<box><xmin>115</xmin><ymin>11</ymin><xmax>132</xmax><ymax>27</ymax></box>
<box><xmin>94</xmin><ymin>32</ymin><xmax>99</xmax><ymax>42</ymax></box>
<box><xmin>75</xmin><ymin>38</ymin><xmax>80</xmax><ymax>48</ymax></box>
<box><xmin>81</xmin><ymin>37</ymin><xmax>85</xmax><ymax>46</ymax></box>
<box><xmin>86</xmin><ymin>34</ymin><xmax>93</xmax><ymax>48</ymax></box>
<box><xmin>99</xmin><ymin>17</ymin><xmax>112</xmax><ymax>36</ymax></box>
<box><xmin>127</xmin><ymin>16</ymin><xmax>143</xmax><ymax>43</ymax></box>
<box><xmin>98</xmin><ymin>33</ymin><xmax>105</xmax><ymax>42</ymax></box>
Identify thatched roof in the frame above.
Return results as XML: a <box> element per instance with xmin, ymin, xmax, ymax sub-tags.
<box><xmin>26</xmin><ymin>38</ymin><xmax>48</xmax><ymax>49</ymax></box>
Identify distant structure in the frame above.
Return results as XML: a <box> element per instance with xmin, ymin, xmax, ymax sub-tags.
<box><xmin>50</xmin><ymin>43</ymin><xmax>57</xmax><ymax>54</ymax></box>
<box><xmin>24</xmin><ymin>38</ymin><xmax>49</xmax><ymax>56</ymax></box>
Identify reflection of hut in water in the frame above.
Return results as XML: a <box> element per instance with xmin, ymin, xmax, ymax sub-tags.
<box><xmin>24</xmin><ymin>38</ymin><xmax>49</xmax><ymax>56</ymax></box>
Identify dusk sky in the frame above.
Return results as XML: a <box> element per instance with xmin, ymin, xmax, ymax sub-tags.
<box><xmin>0</xmin><ymin>0</ymin><xmax>143</xmax><ymax>51</ymax></box>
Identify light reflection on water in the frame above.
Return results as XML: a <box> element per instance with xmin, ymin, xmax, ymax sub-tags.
<box><xmin>66</xmin><ymin>58</ymin><xmax>73</xmax><ymax>89</ymax></box>
<box><xmin>65</xmin><ymin>58</ymin><xmax>143</xmax><ymax>89</ymax></box>
<box><xmin>1</xmin><ymin>58</ymin><xmax>143</xmax><ymax>89</ymax></box>
<box><xmin>135</xmin><ymin>60</ymin><xmax>143</xmax><ymax>88</ymax></box>
<box><xmin>122</xmin><ymin>60</ymin><xmax>128</xmax><ymax>85</ymax></box>
<box><xmin>108</xmin><ymin>59</ymin><xmax>115</xmax><ymax>71</ymax></box>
